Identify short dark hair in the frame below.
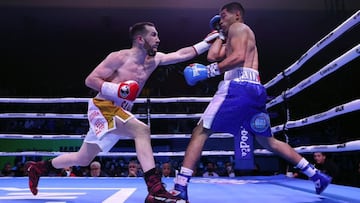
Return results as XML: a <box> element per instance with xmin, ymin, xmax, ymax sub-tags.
<box><xmin>221</xmin><ymin>2</ymin><xmax>245</xmax><ymax>17</ymax></box>
<box><xmin>129</xmin><ymin>22</ymin><xmax>155</xmax><ymax>41</ymax></box>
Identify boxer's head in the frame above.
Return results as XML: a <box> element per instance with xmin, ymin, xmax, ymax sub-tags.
<box><xmin>219</xmin><ymin>2</ymin><xmax>245</xmax><ymax>35</ymax></box>
<box><xmin>129</xmin><ymin>22</ymin><xmax>160</xmax><ymax>56</ymax></box>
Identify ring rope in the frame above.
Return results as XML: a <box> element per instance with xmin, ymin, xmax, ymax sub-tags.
<box><xmin>1</xmin><ymin>99</ymin><xmax>358</xmax><ymax>135</ymax></box>
<box><xmin>1</xmin><ymin>140</ymin><xmax>359</xmax><ymax>157</ymax></box>
<box><xmin>271</xmin><ymin>99</ymin><xmax>360</xmax><ymax>133</ymax></box>
<box><xmin>0</xmin><ymin>133</ymin><xmax>234</xmax><ymax>140</ymax></box>
<box><xmin>264</xmin><ymin>10</ymin><xmax>360</xmax><ymax>89</ymax></box>
<box><xmin>266</xmin><ymin>44</ymin><xmax>360</xmax><ymax>109</ymax></box>
<box><xmin>0</xmin><ymin>97</ymin><xmax>213</xmax><ymax>104</ymax></box>
<box><xmin>1</xmin><ymin>98</ymin><xmax>357</xmax><ymax>157</ymax></box>
<box><xmin>0</xmin><ymin>113</ymin><xmax>204</xmax><ymax>119</ymax></box>
<box><xmin>0</xmin><ymin>151</ymin><xmax>234</xmax><ymax>157</ymax></box>
<box><xmin>254</xmin><ymin>140</ymin><xmax>360</xmax><ymax>155</ymax></box>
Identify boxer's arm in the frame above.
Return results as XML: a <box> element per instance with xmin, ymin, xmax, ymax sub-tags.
<box><xmin>216</xmin><ymin>24</ymin><xmax>250</xmax><ymax>72</ymax></box>
<box><xmin>208</xmin><ymin>15</ymin><xmax>226</xmax><ymax>62</ymax></box>
<box><xmin>158</xmin><ymin>31</ymin><xmax>220</xmax><ymax>66</ymax></box>
<box><xmin>101</xmin><ymin>80</ymin><xmax>139</xmax><ymax>101</ymax></box>
<box><xmin>85</xmin><ymin>52</ymin><xmax>124</xmax><ymax>91</ymax></box>
<box><xmin>207</xmin><ymin>39</ymin><xmax>226</xmax><ymax>62</ymax></box>
<box><xmin>157</xmin><ymin>46</ymin><xmax>197</xmax><ymax>66</ymax></box>
<box><xmin>183</xmin><ymin>63</ymin><xmax>220</xmax><ymax>86</ymax></box>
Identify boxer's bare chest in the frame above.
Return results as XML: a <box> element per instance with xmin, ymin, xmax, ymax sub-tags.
<box><xmin>116</xmin><ymin>58</ymin><xmax>157</xmax><ymax>87</ymax></box>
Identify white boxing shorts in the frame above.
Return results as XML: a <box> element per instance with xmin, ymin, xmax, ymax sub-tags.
<box><xmin>200</xmin><ymin>67</ymin><xmax>272</xmax><ymax>137</ymax></box>
<box><xmin>84</xmin><ymin>98</ymin><xmax>134</xmax><ymax>152</ymax></box>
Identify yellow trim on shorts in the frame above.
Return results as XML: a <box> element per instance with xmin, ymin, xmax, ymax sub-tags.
<box><xmin>92</xmin><ymin>98</ymin><xmax>132</xmax><ymax>129</ymax></box>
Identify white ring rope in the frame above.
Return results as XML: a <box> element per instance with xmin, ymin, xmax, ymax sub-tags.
<box><xmin>264</xmin><ymin>10</ymin><xmax>360</xmax><ymax>89</ymax></box>
<box><xmin>0</xmin><ymin>113</ymin><xmax>204</xmax><ymax>119</ymax></box>
<box><xmin>1</xmin><ymin>140</ymin><xmax>359</xmax><ymax>157</ymax></box>
<box><xmin>0</xmin><ymin>99</ymin><xmax>358</xmax><ymax>135</ymax></box>
<box><xmin>0</xmin><ymin>97</ymin><xmax>212</xmax><ymax>104</ymax></box>
<box><xmin>254</xmin><ymin>140</ymin><xmax>360</xmax><ymax>155</ymax></box>
<box><xmin>271</xmin><ymin>99</ymin><xmax>360</xmax><ymax>133</ymax></box>
<box><xmin>0</xmin><ymin>151</ymin><xmax>234</xmax><ymax>157</ymax></box>
<box><xmin>0</xmin><ymin>133</ymin><xmax>234</xmax><ymax>140</ymax></box>
<box><xmin>266</xmin><ymin>44</ymin><xmax>360</xmax><ymax>109</ymax></box>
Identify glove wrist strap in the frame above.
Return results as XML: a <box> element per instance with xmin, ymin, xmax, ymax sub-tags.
<box><xmin>101</xmin><ymin>82</ymin><xmax>119</xmax><ymax>99</ymax></box>
<box><xmin>219</xmin><ymin>31</ymin><xmax>226</xmax><ymax>41</ymax></box>
<box><xmin>193</xmin><ymin>41</ymin><xmax>210</xmax><ymax>55</ymax></box>
<box><xmin>207</xmin><ymin>63</ymin><xmax>221</xmax><ymax>77</ymax></box>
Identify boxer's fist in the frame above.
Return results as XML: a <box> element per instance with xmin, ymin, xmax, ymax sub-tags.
<box><xmin>101</xmin><ymin>80</ymin><xmax>139</xmax><ymax>101</ymax></box>
<box><xmin>183</xmin><ymin>63</ymin><xmax>220</xmax><ymax>86</ymax></box>
<box><xmin>193</xmin><ymin>31</ymin><xmax>220</xmax><ymax>55</ymax></box>
<box><xmin>210</xmin><ymin>15</ymin><xmax>226</xmax><ymax>41</ymax></box>
<box><xmin>209</xmin><ymin>15</ymin><xmax>221</xmax><ymax>31</ymax></box>
<box><xmin>184</xmin><ymin>64</ymin><xmax>208</xmax><ymax>86</ymax></box>
<box><xmin>203</xmin><ymin>30</ymin><xmax>220</xmax><ymax>44</ymax></box>
<box><xmin>117</xmin><ymin>80</ymin><xmax>139</xmax><ymax>101</ymax></box>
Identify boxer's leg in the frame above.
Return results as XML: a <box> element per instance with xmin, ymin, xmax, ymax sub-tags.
<box><xmin>25</xmin><ymin>141</ymin><xmax>100</xmax><ymax>195</ymax></box>
<box><xmin>171</xmin><ymin>123</ymin><xmax>211</xmax><ymax>201</ymax></box>
<box><xmin>256</xmin><ymin>136</ymin><xmax>332</xmax><ymax>194</ymax></box>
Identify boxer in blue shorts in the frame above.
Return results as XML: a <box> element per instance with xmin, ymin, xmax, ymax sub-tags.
<box><xmin>172</xmin><ymin>2</ymin><xmax>332</xmax><ymax>202</ymax></box>
<box><xmin>201</xmin><ymin>67</ymin><xmax>268</xmax><ymax>137</ymax></box>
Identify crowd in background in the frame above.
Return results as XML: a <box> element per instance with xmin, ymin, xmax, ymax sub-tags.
<box><xmin>0</xmin><ymin>156</ymin><xmax>243</xmax><ymax>178</ymax></box>
<box><xmin>1</xmin><ymin>153</ymin><xmax>360</xmax><ymax>188</ymax></box>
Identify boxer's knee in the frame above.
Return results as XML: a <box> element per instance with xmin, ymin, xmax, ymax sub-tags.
<box><xmin>192</xmin><ymin>122</ymin><xmax>211</xmax><ymax>139</ymax></box>
<box><xmin>73</xmin><ymin>153</ymin><xmax>94</xmax><ymax>166</ymax></box>
<box><xmin>133</xmin><ymin>123</ymin><xmax>151</xmax><ymax>139</ymax></box>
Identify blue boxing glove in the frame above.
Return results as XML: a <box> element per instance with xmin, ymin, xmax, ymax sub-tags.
<box><xmin>209</xmin><ymin>15</ymin><xmax>221</xmax><ymax>30</ymax></box>
<box><xmin>209</xmin><ymin>15</ymin><xmax>225</xmax><ymax>41</ymax></box>
<box><xmin>184</xmin><ymin>63</ymin><xmax>220</xmax><ymax>86</ymax></box>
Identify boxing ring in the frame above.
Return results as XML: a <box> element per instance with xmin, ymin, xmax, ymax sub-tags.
<box><xmin>1</xmin><ymin>175</ymin><xmax>360</xmax><ymax>203</ymax></box>
<box><xmin>0</xmin><ymin>10</ymin><xmax>359</xmax><ymax>203</ymax></box>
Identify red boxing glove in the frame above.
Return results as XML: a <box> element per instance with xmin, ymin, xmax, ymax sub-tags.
<box><xmin>101</xmin><ymin>80</ymin><xmax>139</xmax><ymax>101</ymax></box>
<box><xmin>117</xmin><ymin>80</ymin><xmax>139</xmax><ymax>101</ymax></box>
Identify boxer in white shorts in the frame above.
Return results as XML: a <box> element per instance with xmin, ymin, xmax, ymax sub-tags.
<box><xmin>25</xmin><ymin>21</ymin><xmax>220</xmax><ymax>203</ymax></box>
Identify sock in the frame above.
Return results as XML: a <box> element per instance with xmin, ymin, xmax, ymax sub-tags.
<box><xmin>45</xmin><ymin>159</ymin><xmax>56</xmax><ymax>171</ymax></box>
<box><xmin>144</xmin><ymin>167</ymin><xmax>157</xmax><ymax>179</ymax></box>
<box><xmin>296</xmin><ymin>158</ymin><xmax>316</xmax><ymax>177</ymax></box>
<box><xmin>180</xmin><ymin>167</ymin><xmax>193</xmax><ymax>177</ymax></box>
<box><xmin>175</xmin><ymin>166</ymin><xmax>193</xmax><ymax>187</ymax></box>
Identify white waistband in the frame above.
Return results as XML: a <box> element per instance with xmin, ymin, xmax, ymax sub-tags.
<box><xmin>224</xmin><ymin>67</ymin><xmax>260</xmax><ymax>83</ymax></box>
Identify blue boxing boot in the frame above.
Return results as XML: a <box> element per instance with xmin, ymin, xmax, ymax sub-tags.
<box><xmin>297</xmin><ymin>158</ymin><xmax>332</xmax><ymax>195</ymax></box>
<box><xmin>310</xmin><ymin>170</ymin><xmax>332</xmax><ymax>194</ymax></box>
<box><xmin>170</xmin><ymin>168</ymin><xmax>192</xmax><ymax>202</ymax></box>
<box><xmin>171</xmin><ymin>174</ymin><xmax>190</xmax><ymax>201</ymax></box>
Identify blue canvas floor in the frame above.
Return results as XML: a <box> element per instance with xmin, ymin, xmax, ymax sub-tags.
<box><xmin>0</xmin><ymin>175</ymin><xmax>359</xmax><ymax>203</ymax></box>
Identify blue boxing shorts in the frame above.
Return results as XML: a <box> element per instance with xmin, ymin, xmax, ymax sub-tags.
<box><xmin>199</xmin><ymin>67</ymin><xmax>272</xmax><ymax>169</ymax></box>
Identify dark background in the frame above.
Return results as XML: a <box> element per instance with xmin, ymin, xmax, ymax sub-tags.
<box><xmin>0</xmin><ymin>0</ymin><xmax>359</xmax><ymax>97</ymax></box>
